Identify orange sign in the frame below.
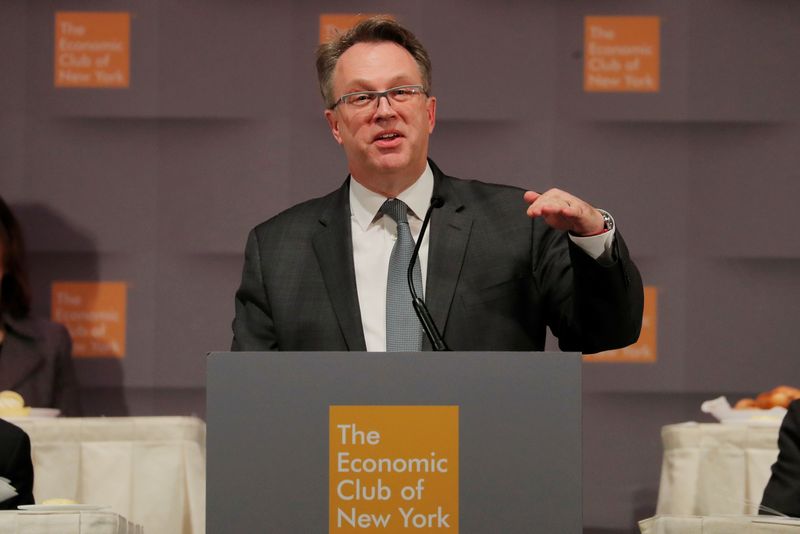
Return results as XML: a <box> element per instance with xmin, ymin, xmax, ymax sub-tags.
<box><xmin>319</xmin><ymin>14</ymin><xmax>385</xmax><ymax>44</ymax></box>
<box><xmin>330</xmin><ymin>406</ymin><xmax>459</xmax><ymax>532</ymax></box>
<box><xmin>584</xmin><ymin>16</ymin><xmax>660</xmax><ymax>92</ymax></box>
<box><xmin>51</xmin><ymin>282</ymin><xmax>127</xmax><ymax>358</ymax></box>
<box><xmin>584</xmin><ymin>286</ymin><xmax>658</xmax><ymax>363</ymax></box>
<box><xmin>54</xmin><ymin>11</ymin><xmax>130</xmax><ymax>88</ymax></box>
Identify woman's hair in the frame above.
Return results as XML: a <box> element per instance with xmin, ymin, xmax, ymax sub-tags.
<box><xmin>0</xmin><ymin>196</ymin><xmax>31</xmax><ymax>319</ymax></box>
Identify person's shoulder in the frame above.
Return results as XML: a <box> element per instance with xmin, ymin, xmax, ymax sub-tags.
<box><xmin>30</xmin><ymin>317</ymin><xmax>69</xmax><ymax>339</ymax></box>
<box><xmin>251</xmin><ymin>185</ymin><xmax>345</xmax><ymax>237</ymax></box>
<box><xmin>457</xmin><ymin>178</ymin><xmax>524</xmax><ymax>202</ymax></box>
<box><xmin>787</xmin><ymin>399</ymin><xmax>800</xmax><ymax>421</ymax></box>
<box><xmin>437</xmin><ymin>168</ymin><xmax>526</xmax><ymax>204</ymax></box>
<box><xmin>438</xmin><ymin>173</ymin><xmax>530</xmax><ymax>224</ymax></box>
<box><xmin>4</xmin><ymin>315</ymin><xmax>67</xmax><ymax>342</ymax></box>
<box><xmin>0</xmin><ymin>417</ymin><xmax>27</xmax><ymax>439</ymax></box>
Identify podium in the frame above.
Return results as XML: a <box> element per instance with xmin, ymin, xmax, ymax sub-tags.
<box><xmin>207</xmin><ymin>351</ymin><xmax>581</xmax><ymax>533</ymax></box>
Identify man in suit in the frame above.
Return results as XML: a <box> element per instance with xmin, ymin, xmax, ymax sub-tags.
<box><xmin>0</xmin><ymin>418</ymin><xmax>34</xmax><ymax>509</ymax></box>
<box><xmin>761</xmin><ymin>399</ymin><xmax>800</xmax><ymax>517</ymax></box>
<box><xmin>231</xmin><ymin>16</ymin><xmax>643</xmax><ymax>352</ymax></box>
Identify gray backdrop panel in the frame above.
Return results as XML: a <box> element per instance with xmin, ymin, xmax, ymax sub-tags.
<box><xmin>207</xmin><ymin>351</ymin><xmax>581</xmax><ymax>533</ymax></box>
<box><xmin>5</xmin><ymin>1</ymin><xmax>800</xmax><ymax>530</ymax></box>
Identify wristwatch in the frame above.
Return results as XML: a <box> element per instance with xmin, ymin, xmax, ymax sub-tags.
<box><xmin>598</xmin><ymin>209</ymin><xmax>614</xmax><ymax>233</ymax></box>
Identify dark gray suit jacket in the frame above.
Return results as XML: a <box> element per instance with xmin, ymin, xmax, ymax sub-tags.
<box><xmin>0</xmin><ymin>316</ymin><xmax>81</xmax><ymax>416</ymax></box>
<box><xmin>761</xmin><ymin>399</ymin><xmax>800</xmax><ymax>517</ymax></box>
<box><xmin>0</xmin><ymin>418</ymin><xmax>34</xmax><ymax>509</ymax></box>
<box><xmin>232</xmin><ymin>160</ymin><xmax>643</xmax><ymax>352</ymax></box>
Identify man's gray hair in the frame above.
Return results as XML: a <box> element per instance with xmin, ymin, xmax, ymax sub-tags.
<box><xmin>316</xmin><ymin>16</ymin><xmax>432</xmax><ymax>109</ymax></box>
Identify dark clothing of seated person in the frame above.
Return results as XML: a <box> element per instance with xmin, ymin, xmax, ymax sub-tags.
<box><xmin>0</xmin><ymin>418</ymin><xmax>35</xmax><ymax>509</ymax></box>
<box><xmin>0</xmin><ymin>196</ymin><xmax>81</xmax><ymax>416</ymax></box>
<box><xmin>761</xmin><ymin>399</ymin><xmax>800</xmax><ymax>517</ymax></box>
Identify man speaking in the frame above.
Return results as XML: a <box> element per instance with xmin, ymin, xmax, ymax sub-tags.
<box><xmin>231</xmin><ymin>16</ymin><xmax>643</xmax><ymax>353</ymax></box>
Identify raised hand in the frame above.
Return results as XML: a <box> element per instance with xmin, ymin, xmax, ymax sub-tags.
<box><xmin>524</xmin><ymin>188</ymin><xmax>605</xmax><ymax>237</ymax></box>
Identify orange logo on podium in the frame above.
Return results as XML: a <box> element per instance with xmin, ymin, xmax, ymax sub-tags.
<box><xmin>584</xmin><ymin>286</ymin><xmax>658</xmax><ymax>363</ymax></box>
<box><xmin>51</xmin><ymin>282</ymin><xmax>127</xmax><ymax>358</ymax></box>
<box><xmin>330</xmin><ymin>406</ymin><xmax>459</xmax><ymax>532</ymax></box>
<box><xmin>584</xmin><ymin>16</ymin><xmax>660</xmax><ymax>92</ymax></box>
<box><xmin>54</xmin><ymin>11</ymin><xmax>130</xmax><ymax>88</ymax></box>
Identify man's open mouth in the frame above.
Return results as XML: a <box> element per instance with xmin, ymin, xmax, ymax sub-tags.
<box><xmin>374</xmin><ymin>132</ymin><xmax>402</xmax><ymax>142</ymax></box>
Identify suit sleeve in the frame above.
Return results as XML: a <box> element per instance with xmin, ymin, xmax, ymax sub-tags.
<box><xmin>0</xmin><ymin>424</ymin><xmax>35</xmax><ymax>509</ymax></box>
<box><xmin>231</xmin><ymin>229</ymin><xmax>279</xmax><ymax>351</ymax></box>
<box><xmin>761</xmin><ymin>400</ymin><xmax>800</xmax><ymax>517</ymax></box>
<box><xmin>11</xmin><ymin>430</ymin><xmax>35</xmax><ymax>506</ymax></box>
<box><xmin>540</xmin><ymin>227</ymin><xmax>644</xmax><ymax>354</ymax></box>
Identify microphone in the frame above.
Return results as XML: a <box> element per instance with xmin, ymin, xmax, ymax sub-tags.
<box><xmin>408</xmin><ymin>196</ymin><xmax>450</xmax><ymax>351</ymax></box>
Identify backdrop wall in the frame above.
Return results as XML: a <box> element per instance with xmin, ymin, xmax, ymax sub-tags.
<box><xmin>1</xmin><ymin>1</ymin><xmax>798</xmax><ymax>532</ymax></box>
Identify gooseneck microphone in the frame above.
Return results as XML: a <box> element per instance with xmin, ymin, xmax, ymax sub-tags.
<box><xmin>408</xmin><ymin>196</ymin><xmax>450</xmax><ymax>351</ymax></box>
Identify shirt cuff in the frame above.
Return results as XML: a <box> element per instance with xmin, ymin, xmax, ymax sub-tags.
<box><xmin>569</xmin><ymin>222</ymin><xmax>616</xmax><ymax>262</ymax></box>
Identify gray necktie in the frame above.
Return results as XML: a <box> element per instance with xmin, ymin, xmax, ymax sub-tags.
<box><xmin>380</xmin><ymin>198</ymin><xmax>423</xmax><ymax>352</ymax></box>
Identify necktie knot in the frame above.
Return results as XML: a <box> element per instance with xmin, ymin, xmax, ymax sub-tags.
<box><xmin>380</xmin><ymin>198</ymin><xmax>409</xmax><ymax>225</ymax></box>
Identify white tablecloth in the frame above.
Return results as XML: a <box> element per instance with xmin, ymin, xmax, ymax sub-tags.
<box><xmin>656</xmin><ymin>423</ymin><xmax>780</xmax><ymax>515</ymax></box>
<box><xmin>0</xmin><ymin>511</ymin><xmax>142</xmax><ymax>534</ymax></box>
<box><xmin>640</xmin><ymin>515</ymin><xmax>800</xmax><ymax>534</ymax></box>
<box><xmin>9</xmin><ymin>417</ymin><xmax>205</xmax><ymax>534</ymax></box>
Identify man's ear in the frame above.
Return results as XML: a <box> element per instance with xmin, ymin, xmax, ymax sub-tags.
<box><xmin>324</xmin><ymin>109</ymin><xmax>343</xmax><ymax>145</ymax></box>
<box><xmin>426</xmin><ymin>96</ymin><xmax>437</xmax><ymax>134</ymax></box>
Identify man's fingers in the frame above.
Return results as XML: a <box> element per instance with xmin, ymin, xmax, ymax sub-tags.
<box><xmin>524</xmin><ymin>188</ymin><xmax>602</xmax><ymax>235</ymax></box>
<box><xmin>523</xmin><ymin>191</ymin><xmax>540</xmax><ymax>204</ymax></box>
<box><xmin>538</xmin><ymin>202</ymin><xmax>579</xmax><ymax>216</ymax></box>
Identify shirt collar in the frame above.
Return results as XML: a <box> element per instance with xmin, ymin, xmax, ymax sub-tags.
<box><xmin>349</xmin><ymin>163</ymin><xmax>434</xmax><ymax>231</ymax></box>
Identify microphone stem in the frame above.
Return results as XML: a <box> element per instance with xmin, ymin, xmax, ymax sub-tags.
<box><xmin>408</xmin><ymin>198</ymin><xmax>450</xmax><ymax>351</ymax></box>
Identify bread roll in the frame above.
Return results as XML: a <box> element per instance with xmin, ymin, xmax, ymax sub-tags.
<box><xmin>739</xmin><ymin>385</ymin><xmax>800</xmax><ymax>409</ymax></box>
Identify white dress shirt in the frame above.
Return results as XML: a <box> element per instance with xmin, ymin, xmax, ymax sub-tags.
<box><xmin>349</xmin><ymin>163</ymin><xmax>615</xmax><ymax>351</ymax></box>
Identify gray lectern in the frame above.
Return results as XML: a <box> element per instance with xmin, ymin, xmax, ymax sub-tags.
<box><xmin>207</xmin><ymin>351</ymin><xmax>581</xmax><ymax>533</ymax></box>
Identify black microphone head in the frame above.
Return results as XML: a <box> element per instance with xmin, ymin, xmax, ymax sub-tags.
<box><xmin>430</xmin><ymin>196</ymin><xmax>445</xmax><ymax>209</ymax></box>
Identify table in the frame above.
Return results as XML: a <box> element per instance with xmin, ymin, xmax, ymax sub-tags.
<box><xmin>9</xmin><ymin>417</ymin><xmax>205</xmax><ymax>534</ymax></box>
<box><xmin>640</xmin><ymin>515</ymin><xmax>800</xmax><ymax>533</ymax></box>
<box><xmin>656</xmin><ymin>423</ymin><xmax>780</xmax><ymax>516</ymax></box>
<box><xmin>0</xmin><ymin>511</ymin><xmax>142</xmax><ymax>534</ymax></box>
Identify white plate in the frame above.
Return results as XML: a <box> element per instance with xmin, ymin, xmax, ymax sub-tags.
<box><xmin>720</xmin><ymin>407</ymin><xmax>787</xmax><ymax>425</ymax></box>
<box><xmin>18</xmin><ymin>504</ymin><xmax>109</xmax><ymax>512</ymax></box>
<box><xmin>27</xmin><ymin>408</ymin><xmax>61</xmax><ymax>418</ymax></box>
<box><xmin>2</xmin><ymin>407</ymin><xmax>61</xmax><ymax>420</ymax></box>
<box><xmin>701</xmin><ymin>396</ymin><xmax>788</xmax><ymax>425</ymax></box>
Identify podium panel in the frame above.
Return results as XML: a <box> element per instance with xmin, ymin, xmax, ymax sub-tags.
<box><xmin>207</xmin><ymin>351</ymin><xmax>581</xmax><ymax>533</ymax></box>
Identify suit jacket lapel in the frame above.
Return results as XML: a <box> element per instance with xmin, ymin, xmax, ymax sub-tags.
<box><xmin>425</xmin><ymin>164</ymin><xmax>473</xmax><ymax>347</ymax></box>
<box><xmin>0</xmin><ymin>317</ymin><xmax>44</xmax><ymax>390</ymax></box>
<box><xmin>311</xmin><ymin>181</ymin><xmax>367</xmax><ymax>351</ymax></box>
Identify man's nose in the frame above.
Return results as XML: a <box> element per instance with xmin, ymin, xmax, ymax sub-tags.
<box><xmin>374</xmin><ymin>94</ymin><xmax>396</xmax><ymax>117</ymax></box>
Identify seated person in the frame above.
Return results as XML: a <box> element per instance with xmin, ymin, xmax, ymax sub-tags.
<box><xmin>0</xmin><ymin>418</ymin><xmax>34</xmax><ymax>509</ymax></box>
<box><xmin>0</xmin><ymin>196</ymin><xmax>81</xmax><ymax>415</ymax></box>
<box><xmin>761</xmin><ymin>398</ymin><xmax>800</xmax><ymax>517</ymax></box>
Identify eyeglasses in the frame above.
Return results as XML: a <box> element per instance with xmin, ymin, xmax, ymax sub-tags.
<box><xmin>331</xmin><ymin>85</ymin><xmax>427</xmax><ymax>110</ymax></box>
